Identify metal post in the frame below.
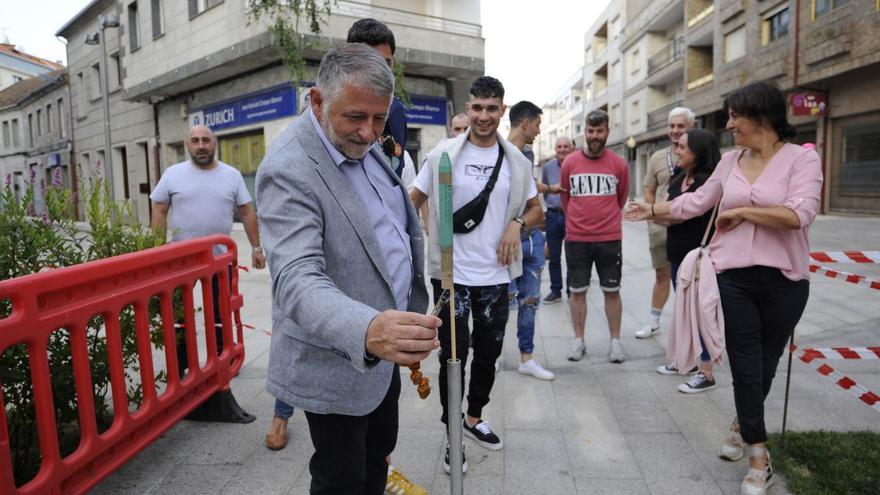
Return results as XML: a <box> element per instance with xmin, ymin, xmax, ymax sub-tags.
<box><xmin>98</xmin><ymin>18</ymin><xmax>115</xmax><ymax>199</ymax></box>
<box><xmin>447</xmin><ymin>359</ymin><xmax>463</xmax><ymax>495</ymax></box>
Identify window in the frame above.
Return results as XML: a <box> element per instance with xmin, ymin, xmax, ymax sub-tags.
<box><xmin>36</xmin><ymin>109</ymin><xmax>42</xmax><ymax>136</ymax></box>
<box><xmin>609</xmin><ymin>60</ymin><xmax>620</xmax><ymax>84</ymax></box>
<box><xmin>814</xmin><ymin>0</ymin><xmax>851</xmax><ymax>18</ymax></box>
<box><xmin>630</xmin><ymin>100</ymin><xmax>640</xmax><ymax>125</ymax></box>
<box><xmin>46</xmin><ymin>104</ymin><xmax>53</xmax><ymax>133</ymax></box>
<box><xmin>611</xmin><ymin>104</ymin><xmax>621</xmax><ymax>128</ymax></box>
<box><xmin>724</xmin><ymin>26</ymin><xmax>746</xmax><ymax>62</ymax></box>
<box><xmin>57</xmin><ymin>98</ymin><xmax>65</xmax><ymax>138</ymax></box>
<box><xmin>28</xmin><ymin>113</ymin><xmax>34</xmax><ymax>146</ymax></box>
<box><xmin>151</xmin><ymin>0</ymin><xmax>164</xmax><ymax>38</ymax></box>
<box><xmin>2</xmin><ymin>121</ymin><xmax>9</xmax><ymax>148</ymax></box>
<box><xmin>763</xmin><ymin>7</ymin><xmax>789</xmax><ymax>45</ymax></box>
<box><xmin>128</xmin><ymin>2</ymin><xmax>140</xmax><ymax>50</ymax></box>
<box><xmin>75</xmin><ymin>72</ymin><xmax>87</xmax><ymax>118</ymax></box>
<box><xmin>838</xmin><ymin>122</ymin><xmax>880</xmax><ymax>195</ymax></box>
<box><xmin>629</xmin><ymin>49</ymin><xmax>640</xmax><ymax>75</ymax></box>
<box><xmin>189</xmin><ymin>0</ymin><xmax>223</xmax><ymax>18</ymax></box>
<box><xmin>11</xmin><ymin>119</ymin><xmax>20</xmax><ymax>146</ymax></box>
<box><xmin>89</xmin><ymin>63</ymin><xmax>102</xmax><ymax>101</ymax></box>
<box><xmin>109</xmin><ymin>52</ymin><xmax>122</xmax><ymax>91</ymax></box>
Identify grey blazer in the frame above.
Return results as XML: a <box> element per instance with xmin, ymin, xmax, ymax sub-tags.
<box><xmin>255</xmin><ymin>114</ymin><xmax>429</xmax><ymax>416</ymax></box>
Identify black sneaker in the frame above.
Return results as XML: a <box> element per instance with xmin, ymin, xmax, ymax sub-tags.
<box><xmin>543</xmin><ymin>292</ymin><xmax>562</xmax><ymax>304</ymax></box>
<box><xmin>463</xmin><ymin>419</ymin><xmax>503</xmax><ymax>450</ymax></box>
<box><xmin>443</xmin><ymin>442</ymin><xmax>468</xmax><ymax>474</ymax></box>
<box><xmin>677</xmin><ymin>372</ymin><xmax>717</xmax><ymax>394</ymax></box>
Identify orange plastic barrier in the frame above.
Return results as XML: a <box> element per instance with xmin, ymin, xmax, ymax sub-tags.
<box><xmin>0</xmin><ymin>235</ymin><xmax>247</xmax><ymax>495</ymax></box>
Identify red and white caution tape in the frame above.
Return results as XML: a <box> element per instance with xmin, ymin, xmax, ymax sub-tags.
<box><xmin>792</xmin><ymin>344</ymin><xmax>880</xmax><ymax>414</ymax></box>
<box><xmin>809</xmin><ymin>264</ymin><xmax>880</xmax><ymax>291</ymax></box>
<box><xmin>242</xmin><ymin>323</ymin><xmax>272</xmax><ymax>336</ymax></box>
<box><xmin>809</xmin><ymin>251</ymin><xmax>880</xmax><ymax>264</ymax></box>
<box><xmin>799</xmin><ymin>346</ymin><xmax>880</xmax><ymax>362</ymax></box>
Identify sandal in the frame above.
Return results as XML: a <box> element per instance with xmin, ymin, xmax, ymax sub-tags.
<box><xmin>720</xmin><ymin>418</ymin><xmax>744</xmax><ymax>461</ymax></box>
<box><xmin>740</xmin><ymin>446</ymin><xmax>774</xmax><ymax>495</ymax></box>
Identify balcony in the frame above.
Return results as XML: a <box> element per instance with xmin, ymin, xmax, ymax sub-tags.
<box><xmin>647</xmin><ymin>37</ymin><xmax>684</xmax><ymax>79</ymax></box>
<box><xmin>647</xmin><ymin>100</ymin><xmax>683</xmax><ymax>131</ymax></box>
<box><xmin>333</xmin><ymin>1</ymin><xmax>481</xmax><ymax>37</ymax></box>
<box><xmin>620</xmin><ymin>0</ymin><xmax>685</xmax><ymax>49</ymax></box>
<box><xmin>687</xmin><ymin>72</ymin><xmax>714</xmax><ymax>90</ymax></box>
<box><xmin>687</xmin><ymin>2</ymin><xmax>715</xmax><ymax>28</ymax></box>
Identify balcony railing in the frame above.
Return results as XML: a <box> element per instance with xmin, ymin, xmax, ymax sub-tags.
<box><xmin>648</xmin><ymin>37</ymin><xmax>684</xmax><ymax>77</ymax></box>
<box><xmin>687</xmin><ymin>73</ymin><xmax>714</xmax><ymax>90</ymax></box>
<box><xmin>333</xmin><ymin>1</ymin><xmax>482</xmax><ymax>37</ymax></box>
<box><xmin>647</xmin><ymin>100</ymin><xmax>684</xmax><ymax>131</ymax></box>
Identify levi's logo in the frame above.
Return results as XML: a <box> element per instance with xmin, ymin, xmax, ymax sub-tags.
<box><xmin>569</xmin><ymin>173</ymin><xmax>618</xmax><ymax>196</ymax></box>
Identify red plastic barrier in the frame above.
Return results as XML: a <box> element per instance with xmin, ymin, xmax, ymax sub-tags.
<box><xmin>0</xmin><ymin>235</ymin><xmax>245</xmax><ymax>495</ymax></box>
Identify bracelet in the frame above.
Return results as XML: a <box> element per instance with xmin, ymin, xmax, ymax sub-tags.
<box><xmin>513</xmin><ymin>216</ymin><xmax>526</xmax><ymax>228</ymax></box>
<box><xmin>253</xmin><ymin>246</ymin><xmax>263</xmax><ymax>253</ymax></box>
<box><xmin>650</xmin><ymin>204</ymin><xmax>655</xmax><ymax>218</ymax></box>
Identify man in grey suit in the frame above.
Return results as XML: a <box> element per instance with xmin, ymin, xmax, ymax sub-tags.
<box><xmin>255</xmin><ymin>43</ymin><xmax>441</xmax><ymax>495</ymax></box>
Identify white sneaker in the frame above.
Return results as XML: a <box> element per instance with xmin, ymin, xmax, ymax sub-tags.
<box><xmin>518</xmin><ymin>359</ymin><xmax>555</xmax><ymax>381</ymax></box>
<box><xmin>635</xmin><ymin>323</ymin><xmax>660</xmax><ymax>339</ymax></box>
<box><xmin>609</xmin><ymin>339</ymin><xmax>625</xmax><ymax>363</ymax></box>
<box><xmin>656</xmin><ymin>363</ymin><xmax>699</xmax><ymax>375</ymax></box>
<box><xmin>567</xmin><ymin>338</ymin><xmax>586</xmax><ymax>361</ymax></box>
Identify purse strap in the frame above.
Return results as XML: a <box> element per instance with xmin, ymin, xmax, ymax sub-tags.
<box><xmin>699</xmin><ymin>152</ymin><xmax>741</xmax><ymax>248</ymax></box>
<box><xmin>482</xmin><ymin>144</ymin><xmax>505</xmax><ymax>193</ymax></box>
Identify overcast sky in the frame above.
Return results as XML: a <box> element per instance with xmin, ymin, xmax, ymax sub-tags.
<box><xmin>1</xmin><ymin>0</ymin><xmax>608</xmax><ymax>106</ymax></box>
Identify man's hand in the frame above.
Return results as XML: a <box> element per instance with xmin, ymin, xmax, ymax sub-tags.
<box><xmin>497</xmin><ymin>222</ymin><xmax>522</xmax><ymax>266</ymax></box>
<box><xmin>365</xmin><ymin>310</ymin><xmax>441</xmax><ymax>365</ymax></box>
<box><xmin>548</xmin><ymin>184</ymin><xmax>566</xmax><ymax>194</ymax></box>
<box><xmin>252</xmin><ymin>248</ymin><xmax>267</xmax><ymax>269</ymax></box>
<box><xmin>624</xmin><ymin>202</ymin><xmax>651</xmax><ymax>221</ymax></box>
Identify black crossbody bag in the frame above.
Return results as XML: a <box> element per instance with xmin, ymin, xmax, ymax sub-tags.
<box><xmin>452</xmin><ymin>144</ymin><xmax>504</xmax><ymax>234</ymax></box>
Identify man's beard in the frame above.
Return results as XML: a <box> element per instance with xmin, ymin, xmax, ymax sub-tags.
<box><xmin>192</xmin><ymin>152</ymin><xmax>213</xmax><ymax>166</ymax></box>
<box><xmin>587</xmin><ymin>138</ymin><xmax>606</xmax><ymax>155</ymax></box>
<box><xmin>322</xmin><ymin>116</ymin><xmax>370</xmax><ymax>160</ymax></box>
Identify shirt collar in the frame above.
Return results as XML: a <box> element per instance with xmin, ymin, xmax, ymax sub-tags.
<box><xmin>308</xmin><ymin>108</ymin><xmax>353</xmax><ymax>167</ymax></box>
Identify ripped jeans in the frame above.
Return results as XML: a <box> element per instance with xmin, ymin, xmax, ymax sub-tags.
<box><xmin>515</xmin><ymin>229</ymin><xmax>545</xmax><ymax>354</ymax></box>
<box><xmin>431</xmin><ymin>278</ymin><xmax>509</xmax><ymax>426</ymax></box>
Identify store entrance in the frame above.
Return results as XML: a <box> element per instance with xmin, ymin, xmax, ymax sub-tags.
<box><xmin>218</xmin><ymin>130</ymin><xmax>265</xmax><ymax>212</ymax></box>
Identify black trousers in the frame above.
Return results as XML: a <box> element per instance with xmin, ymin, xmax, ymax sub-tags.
<box><xmin>176</xmin><ymin>267</ymin><xmax>232</xmax><ymax>376</ymax></box>
<box><xmin>431</xmin><ymin>278</ymin><xmax>509</xmax><ymax>426</ymax></box>
<box><xmin>304</xmin><ymin>368</ymin><xmax>400</xmax><ymax>495</ymax></box>
<box><xmin>718</xmin><ymin>266</ymin><xmax>809</xmax><ymax>445</ymax></box>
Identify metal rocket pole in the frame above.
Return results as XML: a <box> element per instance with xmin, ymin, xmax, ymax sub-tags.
<box><xmin>439</xmin><ymin>151</ymin><xmax>463</xmax><ymax>494</ymax></box>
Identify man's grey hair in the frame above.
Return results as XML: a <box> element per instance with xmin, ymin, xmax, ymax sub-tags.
<box><xmin>668</xmin><ymin>107</ymin><xmax>696</xmax><ymax>126</ymax></box>
<box><xmin>316</xmin><ymin>43</ymin><xmax>394</xmax><ymax>107</ymax></box>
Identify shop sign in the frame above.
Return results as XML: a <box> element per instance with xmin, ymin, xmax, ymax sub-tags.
<box><xmin>789</xmin><ymin>92</ymin><xmax>827</xmax><ymax>117</ymax></box>
<box><xmin>189</xmin><ymin>84</ymin><xmax>297</xmax><ymax>131</ymax></box>
<box><xmin>406</xmin><ymin>95</ymin><xmax>448</xmax><ymax>125</ymax></box>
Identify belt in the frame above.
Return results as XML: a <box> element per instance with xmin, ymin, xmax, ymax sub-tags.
<box><xmin>547</xmin><ymin>207</ymin><xmax>563</xmax><ymax>213</ymax></box>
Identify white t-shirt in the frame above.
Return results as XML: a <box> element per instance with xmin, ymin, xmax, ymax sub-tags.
<box><xmin>150</xmin><ymin>160</ymin><xmax>251</xmax><ymax>250</ymax></box>
<box><xmin>415</xmin><ymin>141</ymin><xmax>536</xmax><ymax>286</ymax></box>
<box><xmin>401</xmin><ymin>151</ymin><xmax>417</xmax><ymax>191</ymax></box>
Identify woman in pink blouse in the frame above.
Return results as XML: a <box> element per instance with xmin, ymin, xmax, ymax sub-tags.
<box><xmin>626</xmin><ymin>81</ymin><xmax>823</xmax><ymax>495</ymax></box>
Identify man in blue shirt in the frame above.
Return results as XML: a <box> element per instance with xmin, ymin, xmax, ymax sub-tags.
<box><xmin>541</xmin><ymin>136</ymin><xmax>574</xmax><ymax>303</ymax></box>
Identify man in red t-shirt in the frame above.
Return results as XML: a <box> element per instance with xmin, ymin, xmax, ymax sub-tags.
<box><xmin>560</xmin><ymin>109</ymin><xmax>629</xmax><ymax>364</ymax></box>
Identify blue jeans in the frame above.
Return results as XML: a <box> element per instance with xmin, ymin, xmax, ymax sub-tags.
<box><xmin>671</xmin><ymin>261</ymin><xmax>710</xmax><ymax>362</ymax></box>
<box><xmin>515</xmin><ymin>230</ymin><xmax>545</xmax><ymax>354</ymax></box>
<box><xmin>545</xmin><ymin>209</ymin><xmax>566</xmax><ymax>295</ymax></box>
<box><xmin>275</xmin><ymin>398</ymin><xmax>294</xmax><ymax>419</ymax></box>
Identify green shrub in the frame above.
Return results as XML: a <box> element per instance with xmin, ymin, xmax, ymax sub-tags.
<box><xmin>0</xmin><ymin>172</ymin><xmax>166</xmax><ymax>486</ymax></box>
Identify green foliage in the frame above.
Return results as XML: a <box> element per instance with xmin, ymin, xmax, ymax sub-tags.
<box><xmin>248</xmin><ymin>0</ymin><xmax>336</xmax><ymax>87</ymax></box>
<box><xmin>0</xmin><ymin>175</ymin><xmax>165</xmax><ymax>486</ymax></box>
<box><xmin>247</xmin><ymin>0</ymin><xmax>411</xmax><ymax>103</ymax></box>
<box><xmin>768</xmin><ymin>431</ymin><xmax>880</xmax><ymax>495</ymax></box>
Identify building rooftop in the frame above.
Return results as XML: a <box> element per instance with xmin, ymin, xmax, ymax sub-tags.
<box><xmin>0</xmin><ymin>43</ymin><xmax>64</xmax><ymax>71</ymax></box>
<box><xmin>0</xmin><ymin>69</ymin><xmax>67</xmax><ymax>108</ymax></box>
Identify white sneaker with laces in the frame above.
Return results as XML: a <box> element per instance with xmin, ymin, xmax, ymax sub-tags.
<box><xmin>609</xmin><ymin>339</ymin><xmax>625</xmax><ymax>363</ymax></box>
<box><xmin>518</xmin><ymin>359</ymin><xmax>555</xmax><ymax>380</ymax></box>
<box><xmin>567</xmin><ymin>338</ymin><xmax>586</xmax><ymax>361</ymax></box>
<box><xmin>635</xmin><ymin>323</ymin><xmax>660</xmax><ymax>339</ymax></box>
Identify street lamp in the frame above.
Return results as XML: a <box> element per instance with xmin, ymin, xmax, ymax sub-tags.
<box><xmin>84</xmin><ymin>14</ymin><xmax>119</xmax><ymax>199</ymax></box>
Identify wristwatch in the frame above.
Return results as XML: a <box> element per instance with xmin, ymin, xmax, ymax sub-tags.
<box><xmin>513</xmin><ymin>216</ymin><xmax>526</xmax><ymax>229</ymax></box>
<box><xmin>253</xmin><ymin>246</ymin><xmax>263</xmax><ymax>253</ymax></box>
